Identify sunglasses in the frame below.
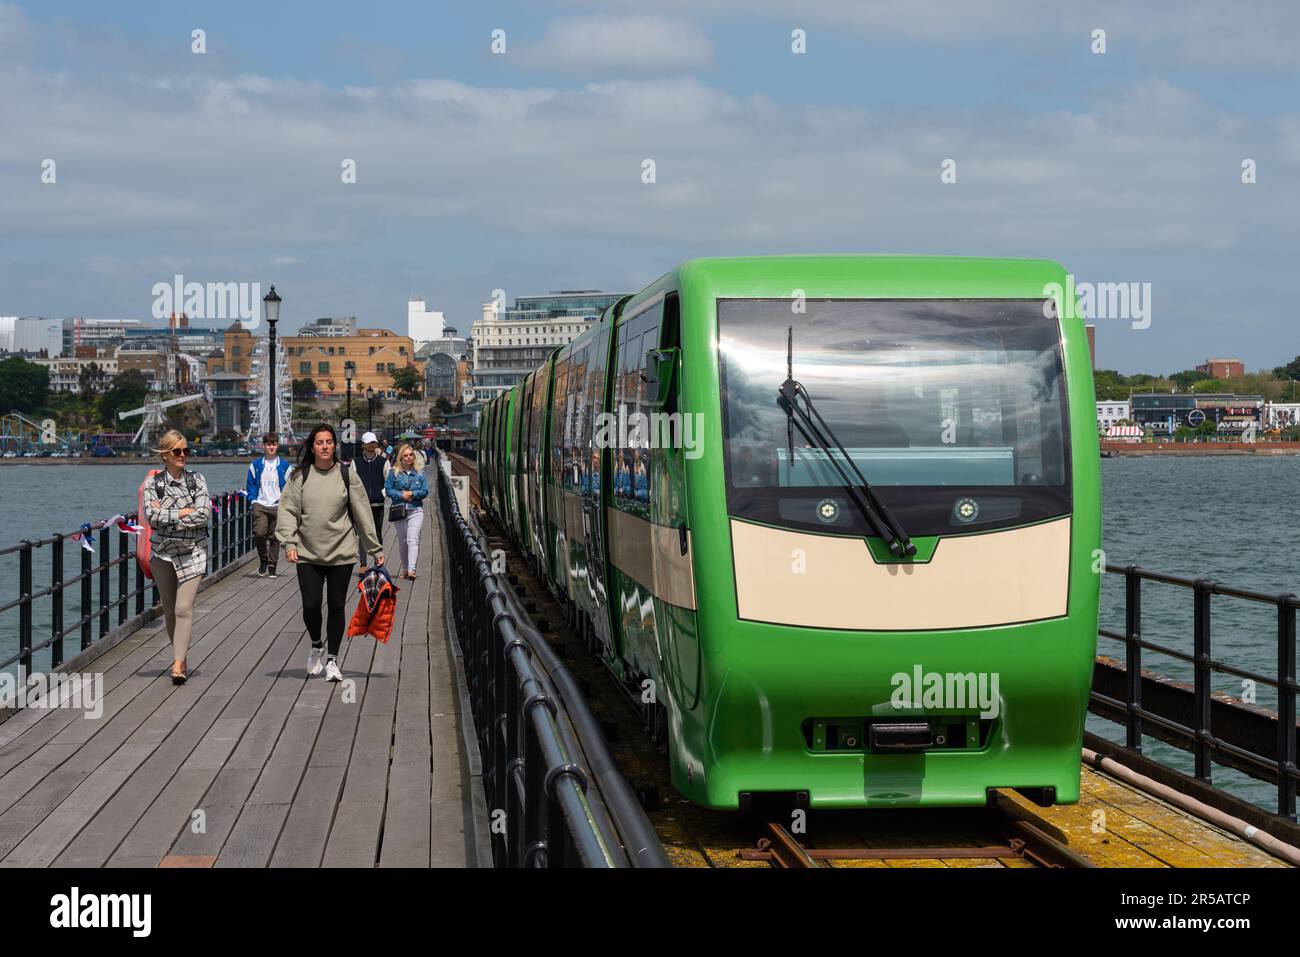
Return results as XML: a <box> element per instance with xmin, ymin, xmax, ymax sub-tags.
<box><xmin>170</xmin><ymin>448</ymin><xmax>190</xmax><ymax>457</ymax></box>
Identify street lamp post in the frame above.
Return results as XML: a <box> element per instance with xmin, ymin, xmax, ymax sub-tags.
<box><xmin>366</xmin><ymin>386</ymin><xmax>374</xmax><ymax>434</ymax></box>
<box><xmin>344</xmin><ymin>361</ymin><xmax>355</xmax><ymax>460</ymax></box>
<box><xmin>263</xmin><ymin>286</ymin><xmax>282</xmax><ymax>439</ymax></box>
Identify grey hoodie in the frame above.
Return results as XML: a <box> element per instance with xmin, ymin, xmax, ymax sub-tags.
<box><xmin>275</xmin><ymin>462</ymin><xmax>381</xmax><ymax>566</ymax></box>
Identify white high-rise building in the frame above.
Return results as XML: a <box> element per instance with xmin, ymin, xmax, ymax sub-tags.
<box><xmin>469</xmin><ymin>290</ymin><xmax>627</xmax><ymax>401</ymax></box>
<box><xmin>0</xmin><ymin>317</ymin><xmax>63</xmax><ymax>357</ymax></box>
<box><xmin>408</xmin><ymin>299</ymin><xmax>446</xmax><ymax>350</ymax></box>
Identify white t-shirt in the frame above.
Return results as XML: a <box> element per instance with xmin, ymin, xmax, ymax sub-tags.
<box><xmin>255</xmin><ymin>457</ymin><xmax>286</xmax><ymax>507</ymax></box>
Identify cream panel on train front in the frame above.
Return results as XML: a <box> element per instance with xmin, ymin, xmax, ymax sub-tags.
<box><xmin>730</xmin><ymin>517</ymin><xmax>1070</xmax><ymax>630</ymax></box>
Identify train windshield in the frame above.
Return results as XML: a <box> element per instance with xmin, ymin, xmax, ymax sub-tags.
<box><xmin>718</xmin><ymin>299</ymin><xmax>1071</xmax><ymax>537</ymax></box>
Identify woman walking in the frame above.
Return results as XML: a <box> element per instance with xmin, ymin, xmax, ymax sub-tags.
<box><xmin>276</xmin><ymin>425</ymin><xmax>384</xmax><ymax>682</ymax></box>
<box><xmin>385</xmin><ymin>444</ymin><xmax>429</xmax><ymax>579</ymax></box>
<box><xmin>142</xmin><ymin>429</ymin><xmax>210</xmax><ymax>684</ymax></box>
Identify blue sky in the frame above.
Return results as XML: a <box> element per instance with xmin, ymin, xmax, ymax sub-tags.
<box><xmin>1</xmin><ymin>1</ymin><xmax>1297</xmax><ymax>373</ymax></box>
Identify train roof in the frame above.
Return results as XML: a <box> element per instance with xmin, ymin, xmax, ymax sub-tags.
<box><xmin>669</xmin><ymin>255</ymin><xmax>1069</xmax><ymax>301</ymax></box>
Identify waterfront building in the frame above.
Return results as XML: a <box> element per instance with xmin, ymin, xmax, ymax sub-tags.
<box><xmin>36</xmin><ymin>351</ymin><xmax>119</xmax><ymax>393</ymax></box>
<box><xmin>408</xmin><ymin>299</ymin><xmax>446</xmax><ymax>350</ymax></box>
<box><xmin>1262</xmin><ymin>402</ymin><xmax>1300</xmax><ymax>431</ymax></box>
<box><xmin>470</xmin><ymin>290</ymin><xmax>628</xmax><ymax>401</ymax></box>
<box><xmin>1130</xmin><ymin>392</ymin><xmax>1263</xmax><ymax>436</ymax></box>
<box><xmin>1096</xmin><ymin>400</ymin><xmax>1130</xmax><ymax>430</ymax></box>
<box><xmin>281</xmin><ymin>327</ymin><xmax>423</xmax><ymax>398</ymax></box>
<box><xmin>1195</xmin><ymin>358</ymin><xmax>1245</xmax><ymax>379</ymax></box>
<box><xmin>0</xmin><ymin>317</ymin><xmax>62</xmax><ymax>357</ymax></box>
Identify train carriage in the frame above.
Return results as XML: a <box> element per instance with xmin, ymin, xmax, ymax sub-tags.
<box><xmin>481</xmin><ymin>255</ymin><xmax>1100</xmax><ymax>810</ymax></box>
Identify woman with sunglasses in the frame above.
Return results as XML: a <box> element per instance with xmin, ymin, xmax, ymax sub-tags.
<box><xmin>142</xmin><ymin>429</ymin><xmax>210</xmax><ymax>684</ymax></box>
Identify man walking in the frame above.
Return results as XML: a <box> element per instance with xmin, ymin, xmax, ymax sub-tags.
<box><xmin>353</xmin><ymin>431</ymin><xmax>391</xmax><ymax>562</ymax></box>
<box><xmin>246</xmin><ymin>432</ymin><xmax>293</xmax><ymax>577</ymax></box>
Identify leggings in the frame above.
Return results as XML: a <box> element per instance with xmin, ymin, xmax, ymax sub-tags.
<box><xmin>296</xmin><ymin>563</ymin><xmax>354</xmax><ymax>656</ymax></box>
<box><xmin>394</xmin><ymin>507</ymin><xmax>424</xmax><ymax>574</ymax></box>
<box><xmin>151</xmin><ymin>557</ymin><xmax>201</xmax><ymax>662</ymax></box>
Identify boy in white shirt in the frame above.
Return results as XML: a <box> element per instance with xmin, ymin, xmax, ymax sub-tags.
<box><xmin>246</xmin><ymin>432</ymin><xmax>294</xmax><ymax>577</ymax></box>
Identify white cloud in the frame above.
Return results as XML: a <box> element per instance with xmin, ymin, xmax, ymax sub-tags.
<box><xmin>1</xmin><ymin>1</ymin><xmax>1297</xmax><ymax>370</ymax></box>
<box><xmin>516</xmin><ymin>14</ymin><xmax>713</xmax><ymax>73</ymax></box>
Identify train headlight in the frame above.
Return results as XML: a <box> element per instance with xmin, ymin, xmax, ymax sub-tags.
<box><xmin>954</xmin><ymin>497</ymin><xmax>979</xmax><ymax>523</ymax></box>
<box><xmin>816</xmin><ymin>498</ymin><xmax>839</xmax><ymax>523</ymax></box>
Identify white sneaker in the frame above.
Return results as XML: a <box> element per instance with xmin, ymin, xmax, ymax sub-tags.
<box><xmin>324</xmin><ymin>659</ymin><xmax>343</xmax><ymax>682</ymax></box>
<box><xmin>307</xmin><ymin>646</ymin><xmax>325</xmax><ymax>677</ymax></box>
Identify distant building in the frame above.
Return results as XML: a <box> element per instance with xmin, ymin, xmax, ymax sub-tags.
<box><xmin>471</xmin><ymin>290</ymin><xmax>627</xmax><ymax>401</ymax></box>
<box><xmin>1130</xmin><ymin>393</ymin><xmax>1262</xmax><ymax>436</ymax></box>
<box><xmin>414</xmin><ymin>325</ymin><xmax>469</xmax><ymax>361</ymax></box>
<box><xmin>408</xmin><ymin>299</ymin><xmax>445</xmax><ymax>350</ymax></box>
<box><xmin>115</xmin><ymin>339</ymin><xmax>191</xmax><ymax>393</ymax></box>
<box><xmin>1085</xmin><ymin>325</ymin><xmax>1096</xmax><ymax>370</ymax></box>
<box><xmin>62</xmin><ymin>317</ymin><xmax>146</xmax><ymax>354</ymax></box>
<box><xmin>281</xmin><ymin>327</ymin><xmax>422</xmax><ymax>398</ymax></box>
<box><xmin>1262</xmin><ymin>402</ymin><xmax>1300</xmax><ymax>431</ymax></box>
<box><xmin>36</xmin><ymin>351</ymin><xmax>118</xmax><ymax>393</ymax></box>
<box><xmin>203</xmin><ymin>322</ymin><xmax>257</xmax><ymax>394</ymax></box>
<box><xmin>1096</xmin><ymin>400</ymin><xmax>1129</xmax><ymax>429</ymax></box>
<box><xmin>1196</xmin><ymin>358</ymin><xmax>1245</xmax><ymax>379</ymax></box>
<box><xmin>423</xmin><ymin>352</ymin><xmax>459</xmax><ymax>402</ymax></box>
<box><xmin>0</xmin><ymin>317</ymin><xmax>62</xmax><ymax>357</ymax></box>
<box><xmin>300</xmin><ymin>316</ymin><xmax>357</xmax><ymax>338</ymax></box>
<box><xmin>206</xmin><ymin>371</ymin><xmax>253</xmax><ymax>434</ymax></box>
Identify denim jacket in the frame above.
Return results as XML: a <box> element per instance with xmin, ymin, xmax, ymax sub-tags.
<box><xmin>385</xmin><ymin>468</ymin><xmax>429</xmax><ymax>508</ymax></box>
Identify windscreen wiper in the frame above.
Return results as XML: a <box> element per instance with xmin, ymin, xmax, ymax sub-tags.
<box><xmin>778</xmin><ymin>326</ymin><xmax>917</xmax><ymax>557</ymax></box>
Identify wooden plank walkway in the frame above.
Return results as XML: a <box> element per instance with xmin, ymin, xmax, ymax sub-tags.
<box><xmin>0</xmin><ymin>477</ymin><xmax>486</xmax><ymax>868</ymax></box>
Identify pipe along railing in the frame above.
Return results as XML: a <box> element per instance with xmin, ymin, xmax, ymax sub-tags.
<box><xmin>436</xmin><ymin>461</ymin><xmax>668</xmax><ymax>868</ymax></box>
<box><xmin>0</xmin><ymin>490</ymin><xmax>252</xmax><ymax>679</ymax></box>
<box><xmin>1093</xmin><ymin>564</ymin><xmax>1298</xmax><ymax>821</ymax></box>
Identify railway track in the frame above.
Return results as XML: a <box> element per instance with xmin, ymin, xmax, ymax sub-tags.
<box><xmin>743</xmin><ymin>798</ymin><xmax>1093</xmax><ymax>868</ymax></box>
<box><xmin>447</xmin><ymin>452</ymin><xmax>481</xmax><ymax>509</ymax></box>
<box><xmin>456</xmin><ymin>457</ymin><xmax>1095</xmax><ymax>869</ymax></box>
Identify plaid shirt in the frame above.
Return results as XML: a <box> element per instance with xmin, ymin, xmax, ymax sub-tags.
<box><xmin>143</xmin><ymin>469</ymin><xmax>210</xmax><ymax>583</ymax></box>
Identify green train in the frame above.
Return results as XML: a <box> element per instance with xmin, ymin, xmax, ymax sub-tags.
<box><xmin>478</xmin><ymin>256</ymin><xmax>1100</xmax><ymax>810</ymax></box>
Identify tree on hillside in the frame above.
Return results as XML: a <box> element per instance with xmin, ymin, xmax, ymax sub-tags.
<box><xmin>1169</xmin><ymin>369</ymin><xmax>1210</xmax><ymax>390</ymax></box>
<box><xmin>292</xmin><ymin>377</ymin><xmax>317</xmax><ymax>398</ymax></box>
<box><xmin>0</xmin><ymin>357</ymin><xmax>50</xmax><ymax>414</ymax></box>
<box><xmin>1274</xmin><ymin>356</ymin><xmax>1300</xmax><ymax>381</ymax></box>
<box><xmin>78</xmin><ymin>361</ymin><xmax>109</xmax><ymax>396</ymax></box>
<box><xmin>391</xmin><ymin>365</ymin><xmax>422</xmax><ymax>400</ymax></box>
<box><xmin>1190</xmin><ymin>378</ymin><xmax>1224</xmax><ymax>394</ymax></box>
<box><xmin>98</xmin><ymin>369</ymin><xmax>150</xmax><ymax>427</ymax></box>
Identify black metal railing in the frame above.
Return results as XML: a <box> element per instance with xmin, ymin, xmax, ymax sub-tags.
<box><xmin>1093</xmin><ymin>564</ymin><xmax>1298</xmax><ymax>821</ymax></box>
<box><xmin>436</xmin><ymin>461</ymin><xmax>668</xmax><ymax>868</ymax></box>
<box><xmin>0</xmin><ymin>489</ymin><xmax>253</xmax><ymax>679</ymax></box>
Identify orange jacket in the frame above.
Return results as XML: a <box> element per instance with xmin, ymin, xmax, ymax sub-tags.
<box><xmin>348</xmin><ymin>565</ymin><xmax>400</xmax><ymax>643</ymax></box>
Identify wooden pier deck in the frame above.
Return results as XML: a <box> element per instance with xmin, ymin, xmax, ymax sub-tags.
<box><xmin>0</xmin><ymin>486</ymin><xmax>487</xmax><ymax>868</ymax></box>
